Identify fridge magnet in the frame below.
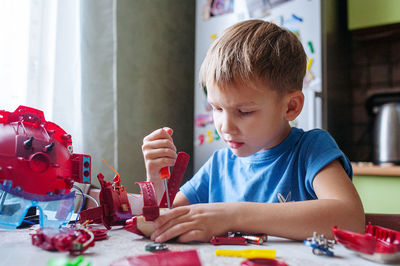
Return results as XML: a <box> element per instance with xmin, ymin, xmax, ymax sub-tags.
<box><xmin>245</xmin><ymin>0</ymin><xmax>270</xmax><ymax>18</ymax></box>
<box><xmin>202</xmin><ymin>0</ymin><xmax>234</xmax><ymax>21</ymax></box>
<box><xmin>292</xmin><ymin>13</ymin><xmax>303</xmax><ymax>22</ymax></box>
<box><xmin>195</xmin><ymin>113</ymin><xmax>213</xmax><ymax>127</ymax></box>
<box><xmin>308</xmin><ymin>41</ymin><xmax>314</xmax><ymax>53</ymax></box>
<box><xmin>306</xmin><ymin>57</ymin><xmax>314</xmax><ymax>71</ymax></box>
<box><xmin>196</xmin><ymin>129</ymin><xmax>220</xmax><ymax>146</ymax></box>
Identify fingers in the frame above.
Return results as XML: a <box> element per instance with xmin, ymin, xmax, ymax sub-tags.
<box><xmin>142</xmin><ymin>127</ymin><xmax>177</xmax><ymax>178</ymax></box>
<box><xmin>151</xmin><ymin>207</ymin><xmax>191</xmax><ymax>242</ymax></box>
<box><xmin>143</xmin><ymin>142</ymin><xmax>177</xmax><ymax>162</ymax></box>
<box><xmin>143</xmin><ymin>127</ymin><xmax>174</xmax><ymax>143</ymax></box>
<box><xmin>150</xmin><ymin>206</ymin><xmax>214</xmax><ymax>243</ymax></box>
<box><xmin>177</xmin><ymin>230</ymin><xmax>210</xmax><ymax>243</ymax></box>
<box><xmin>153</xmin><ymin>218</ymin><xmax>211</xmax><ymax>243</ymax></box>
<box><xmin>153</xmin><ymin>207</ymin><xmax>190</xmax><ymax>231</ymax></box>
<box><xmin>153</xmin><ymin>221</ymin><xmax>198</xmax><ymax>243</ymax></box>
<box><xmin>142</xmin><ymin>128</ymin><xmax>177</xmax><ymax>159</ymax></box>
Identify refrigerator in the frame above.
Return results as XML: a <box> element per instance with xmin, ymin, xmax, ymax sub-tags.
<box><xmin>193</xmin><ymin>0</ymin><xmax>348</xmax><ymax>171</ymax></box>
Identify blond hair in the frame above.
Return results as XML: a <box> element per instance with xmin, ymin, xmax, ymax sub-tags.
<box><xmin>199</xmin><ymin>20</ymin><xmax>306</xmax><ymax>95</ymax></box>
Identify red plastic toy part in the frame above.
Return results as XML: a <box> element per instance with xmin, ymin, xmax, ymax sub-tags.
<box><xmin>125</xmin><ymin>152</ymin><xmax>190</xmax><ymax>237</ymax></box>
<box><xmin>79</xmin><ymin>173</ymin><xmax>132</xmax><ymax>229</ymax></box>
<box><xmin>136</xmin><ymin>181</ymin><xmax>159</xmax><ymax>221</ymax></box>
<box><xmin>31</xmin><ymin>227</ymin><xmax>101</xmax><ymax>254</ymax></box>
<box><xmin>80</xmin><ymin>152</ymin><xmax>190</xmax><ymax>236</ymax></box>
<box><xmin>0</xmin><ymin>105</ymin><xmax>91</xmax><ymax>195</ymax></box>
<box><xmin>111</xmin><ymin>249</ymin><xmax>202</xmax><ymax>266</ymax></box>
<box><xmin>210</xmin><ymin>236</ymin><xmax>248</xmax><ymax>245</ymax></box>
<box><xmin>241</xmin><ymin>258</ymin><xmax>288</xmax><ymax>266</ymax></box>
<box><xmin>332</xmin><ymin>223</ymin><xmax>400</xmax><ymax>264</ymax></box>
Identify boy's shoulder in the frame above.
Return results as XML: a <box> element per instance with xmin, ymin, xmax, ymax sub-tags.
<box><xmin>296</xmin><ymin>127</ymin><xmax>332</xmax><ymax>140</ymax></box>
<box><xmin>291</xmin><ymin>127</ymin><xmax>338</xmax><ymax>152</ymax></box>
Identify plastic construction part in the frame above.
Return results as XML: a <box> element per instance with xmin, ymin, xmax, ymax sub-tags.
<box><xmin>46</xmin><ymin>256</ymin><xmax>91</xmax><ymax>266</ymax></box>
<box><xmin>0</xmin><ymin>185</ymin><xmax>76</xmax><ymax>229</ymax></box>
<box><xmin>31</xmin><ymin>227</ymin><xmax>96</xmax><ymax>254</ymax></box>
<box><xmin>79</xmin><ymin>172</ymin><xmax>132</xmax><ymax>229</ymax></box>
<box><xmin>145</xmin><ymin>242</ymin><xmax>168</xmax><ymax>252</ymax></box>
<box><xmin>136</xmin><ymin>181</ymin><xmax>159</xmax><ymax>221</ymax></box>
<box><xmin>215</xmin><ymin>249</ymin><xmax>276</xmax><ymax>259</ymax></box>
<box><xmin>110</xmin><ymin>249</ymin><xmax>202</xmax><ymax>266</ymax></box>
<box><xmin>90</xmin><ymin>227</ymin><xmax>108</xmax><ymax>241</ymax></box>
<box><xmin>241</xmin><ymin>258</ymin><xmax>288</xmax><ymax>266</ymax></box>
<box><xmin>0</xmin><ymin>105</ymin><xmax>91</xmax><ymax>196</ymax></box>
<box><xmin>303</xmin><ymin>232</ymin><xmax>335</xmax><ymax>257</ymax></box>
<box><xmin>210</xmin><ymin>236</ymin><xmax>247</xmax><ymax>245</ymax></box>
<box><xmin>125</xmin><ymin>216</ymin><xmax>144</xmax><ymax>236</ymax></box>
<box><xmin>332</xmin><ymin>223</ymin><xmax>400</xmax><ymax>264</ymax></box>
<box><xmin>124</xmin><ymin>152</ymin><xmax>190</xmax><ymax>237</ymax></box>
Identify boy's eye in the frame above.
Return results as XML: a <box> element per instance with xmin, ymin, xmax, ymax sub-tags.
<box><xmin>212</xmin><ymin>106</ymin><xmax>223</xmax><ymax>112</ymax></box>
<box><xmin>239</xmin><ymin>110</ymin><xmax>253</xmax><ymax>116</ymax></box>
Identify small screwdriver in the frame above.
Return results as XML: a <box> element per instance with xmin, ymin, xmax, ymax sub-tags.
<box><xmin>160</xmin><ymin>166</ymin><xmax>171</xmax><ymax>209</ymax></box>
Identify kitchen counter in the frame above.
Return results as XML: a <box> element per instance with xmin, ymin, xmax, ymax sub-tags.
<box><xmin>352</xmin><ymin>162</ymin><xmax>400</xmax><ymax>213</ymax></box>
<box><xmin>352</xmin><ymin>162</ymin><xmax>400</xmax><ymax>177</ymax></box>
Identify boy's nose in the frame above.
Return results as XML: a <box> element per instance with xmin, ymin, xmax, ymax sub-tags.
<box><xmin>220</xmin><ymin>113</ymin><xmax>237</xmax><ymax>135</ymax></box>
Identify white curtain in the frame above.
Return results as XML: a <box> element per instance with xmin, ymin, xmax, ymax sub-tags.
<box><xmin>0</xmin><ymin>0</ymin><xmax>118</xmax><ymax>186</ymax></box>
<box><xmin>80</xmin><ymin>0</ymin><xmax>119</xmax><ymax>185</ymax></box>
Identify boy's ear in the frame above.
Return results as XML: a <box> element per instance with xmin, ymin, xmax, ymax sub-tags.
<box><xmin>285</xmin><ymin>91</ymin><xmax>304</xmax><ymax>121</ymax></box>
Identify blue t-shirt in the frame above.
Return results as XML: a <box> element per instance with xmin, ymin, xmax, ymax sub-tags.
<box><xmin>180</xmin><ymin>127</ymin><xmax>352</xmax><ymax>204</ymax></box>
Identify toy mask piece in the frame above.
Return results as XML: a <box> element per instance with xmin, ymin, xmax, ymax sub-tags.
<box><xmin>0</xmin><ymin>182</ymin><xmax>75</xmax><ymax>229</ymax></box>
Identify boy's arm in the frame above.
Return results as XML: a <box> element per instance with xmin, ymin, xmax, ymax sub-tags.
<box><xmin>151</xmin><ymin>159</ymin><xmax>365</xmax><ymax>242</ymax></box>
<box><xmin>173</xmin><ymin>191</ymin><xmax>191</xmax><ymax>207</ymax></box>
<box><xmin>232</xmin><ymin>160</ymin><xmax>365</xmax><ymax>240</ymax></box>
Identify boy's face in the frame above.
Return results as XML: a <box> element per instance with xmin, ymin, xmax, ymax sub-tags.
<box><xmin>207</xmin><ymin>81</ymin><xmax>292</xmax><ymax>157</ymax></box>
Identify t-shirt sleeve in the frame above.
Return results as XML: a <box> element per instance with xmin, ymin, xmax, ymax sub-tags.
<box><xmin>179</xmin><ymin>154</ymin><xmax>213</xmax><ymax>204</ymax></box>
<box><xmin>302</xmin><ymin>130</ymin><xmax>353</xmax><ymax>198</ymax></box>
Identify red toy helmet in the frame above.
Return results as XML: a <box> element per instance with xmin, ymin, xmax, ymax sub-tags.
<box><xmin>0</xmin><ymin>105</ymin><xmax>91</xmax><ymax>194</ymax></box>
<box><xmin>0</xmin><ymin>106</ymin><xmax>91</xmax><ymax>229</ymax></box>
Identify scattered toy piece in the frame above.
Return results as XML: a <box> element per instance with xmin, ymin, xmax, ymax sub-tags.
<box><xmin>111</xmin><ymin>249</ymin><xmax>201</xmax><ymax>266</ymax></box>
<box><xmin>46</xmin><ymin>256</ymin><xmax>90</xmax><ymax>266</ymax></box>
<box><xmin>303</xmin><ymin>232</ymin><xmax>335</xmax><ymax>257</ymax></box>
<box><xmin>210</xmin><ymin>236</ymin><xmax>247</xmax><ymax>245</ymax></box>
<box><xmin>31</xmin><ymin>226</ymin><xmax>99</xmax><ymax>254</ymax></box>
<box><xmin>332</xmin><ymin>223</ymin><xmax>400</xmax><ymax>264</ymax></box>
<box><xmin>241</xmin><ymin>258</ymin><xmax>288</xmax><ymax>266</ymax></box>
<box><xmin>215</xmin><ymin>249</ymin><xmax>276</xmax><ymax>259</ymax></box>
<box><xmin>145</xmin><ymin>242</ymin><xmax>168</xmax><ymax>252</ymax></box>
<box><xmin>232</xmin><ymin>233</ymin><xmax>268</xmax><ymax>245</ymax></box>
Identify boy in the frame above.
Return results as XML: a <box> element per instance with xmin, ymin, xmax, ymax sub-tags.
<box><xmin>141</xmin><ymin>20</ymin><xmax>365</xmax><ymax>243</ymax></box>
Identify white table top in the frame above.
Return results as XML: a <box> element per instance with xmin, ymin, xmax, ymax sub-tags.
<box><xmin>0</xmin><ymin>225</ymin><xmax>383</xmax><ymax>266</ymax></box>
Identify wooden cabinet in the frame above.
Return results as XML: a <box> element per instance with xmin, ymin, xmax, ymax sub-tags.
<box><xmin>353</xmin><ymin>175</ymin><xmax>400</xmax><ymax>214</ymax></box>
<box><xmin>348</xmin><ymin>0</ymin><xmax>400</xmax><ymax>30</ymax></box>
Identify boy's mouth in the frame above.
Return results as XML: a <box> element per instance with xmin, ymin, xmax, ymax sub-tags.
<box><xmin>226</xmin><ymin>140</ymin><xmax>244</xmax><ymax>149</ymax></box>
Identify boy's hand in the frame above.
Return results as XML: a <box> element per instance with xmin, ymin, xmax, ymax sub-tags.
<box><xmin>142</xmin><ymin>127</ymin><xmax>177</xmax><ymax>185</ymax></box>
<box><xmin>150</xmin><ymin>203</ymin><xmax>234</xmax><ymax>243</ymax></box>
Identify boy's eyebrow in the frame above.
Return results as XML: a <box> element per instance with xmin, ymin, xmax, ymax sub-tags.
<box><xmin>207</xmin><ymin>99</ymin><xmax>259</xmax><ymax>108</ymax></box>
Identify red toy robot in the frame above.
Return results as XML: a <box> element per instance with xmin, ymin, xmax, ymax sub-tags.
<box><xmin>0</xmin><ymin>105</ymin><xmax>91</xmax><ymax>229</ymax></box>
